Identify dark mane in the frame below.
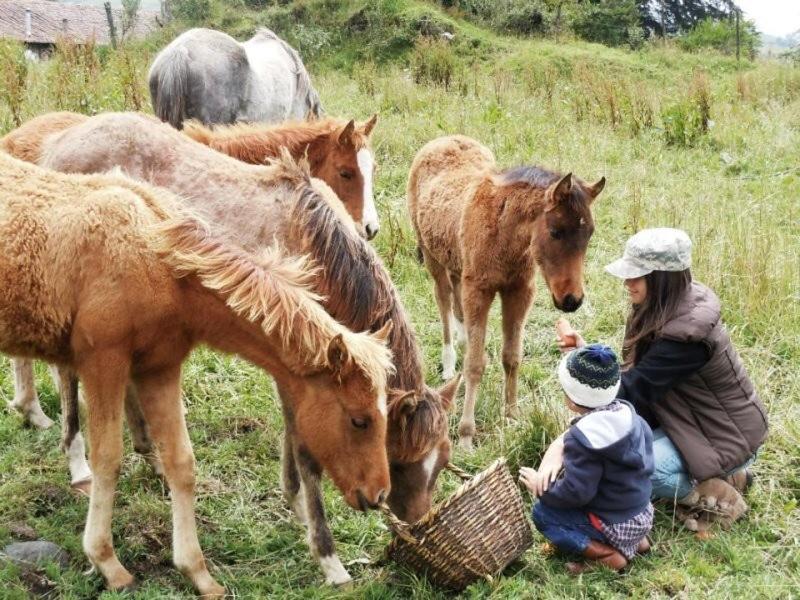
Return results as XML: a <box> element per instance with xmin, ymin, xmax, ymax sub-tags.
<box><xmin>288</xmin><ymin>187</ymin><xmax>424</xmax><ymax>393</ymax></box>
<box><xmin>502</xmin><ymin>165</ymin><xmax>591</xmax><ymax>215</ymax></box>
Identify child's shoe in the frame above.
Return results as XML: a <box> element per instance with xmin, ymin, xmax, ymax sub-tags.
<box><xmin>565</xmin><ymin>540</ymin><xmax>627</xmax><ymax>575</ymax></box>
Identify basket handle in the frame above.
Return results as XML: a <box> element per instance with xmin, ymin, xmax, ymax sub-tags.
<box><xmin>444</xmin><ymin>462</ymin><xmax>473</xmax><ymax>481</ymax></box>
<box><xmin>378</xmin><ymin>502</ymin><xmax>419</xmax><ymax>545</ymax></box>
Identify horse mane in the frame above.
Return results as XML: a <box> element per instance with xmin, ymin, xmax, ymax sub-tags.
<box><xmin>251</xmin><ymin>28</ymin><xmax>322</xmax><ymax>116</ymax></box>
<box><xmin>501</xmin><ymin>165</ymin><xmax>591</xmax><ymax>214</ymax></box>
<box><xmin>286</xmin><ymin>180</ymin><xmax>425</xmax><ymax>393</ymax></box>
<box><xmin>183</xmin><ymin>117</ymin><xmax>368</xmax><ymax>164</ymax></box>
<box><xmin>151</xmin><ymin>154</ymin><xmax>392</xmax><ymax>392</ymax></box>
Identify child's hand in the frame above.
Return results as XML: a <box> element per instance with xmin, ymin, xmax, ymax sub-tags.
<box><xmin>555</xmin><ymin>318</ymin><xmax>585</xmax><ymax>353</ymax></box>
<box><xmin>519</xmin><ymin>467</ymin><xmax>538</xmax><ymax>496</ymax></box>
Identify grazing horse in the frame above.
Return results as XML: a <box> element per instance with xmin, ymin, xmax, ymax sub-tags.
<box><xmin>0</xmin><ymin>150</ymin><xmax>393</xmax><ymax>596</ymax></box>
<box><xmin>1</xmin><ymin>111</ymin><xmax>457</xmax><ymax>584</ymax></box>
<box><xmin>149</xmin><ymin>28</ymin><xmax>322</xmax><ymax>130</ymax></box>
<box><xmin>184</xmin><ymin>115</ymin><xmax>381</xmax><ymax>239</ymax></box>
<box><xmin>408</xmin><ymin>135</ymin><xmax>605</xmax><ymax>450</ymax></box>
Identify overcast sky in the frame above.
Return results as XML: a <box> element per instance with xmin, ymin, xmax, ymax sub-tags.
<box><xmin>737</xmin><ymin>0</ymin><xmax>800</xmax><ymax>37</ymax></box>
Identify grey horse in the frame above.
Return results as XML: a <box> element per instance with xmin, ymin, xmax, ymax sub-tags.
<box><xmin>149</xmin><ymin>28</ymin><xmax>323</xmax><ymax>129</ymax></box>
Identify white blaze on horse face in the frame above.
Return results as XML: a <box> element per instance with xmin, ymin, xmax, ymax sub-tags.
<box><xmin>377</xmin><ymin>391</ymin><xmax>387</xmax><ymax>417</ymax></box>
<box><xmin>357</xmin><ymin>148</ymin><xmax>379</xmax><ymax>239</ymax></box>
<box><xmin>421</xmin><ymin>446</ymin><xmax>440</xmax><ymax>485</ymax></box>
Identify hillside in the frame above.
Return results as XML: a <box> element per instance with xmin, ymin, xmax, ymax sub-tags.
<box><xmin>0</xmin><ymin>2</ymin><xmax>798</xmax><ymax>598</ymax></box>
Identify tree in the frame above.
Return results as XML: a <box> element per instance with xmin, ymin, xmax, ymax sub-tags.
<box><xmin>638</xmin><ymin>0</ymin><xmax>737</xmax><ymax>36</ymax></box>
<box><xmin>572</xmin><ymin>0</ymin><xmax>642</xmax><ymax>47</ymax></box>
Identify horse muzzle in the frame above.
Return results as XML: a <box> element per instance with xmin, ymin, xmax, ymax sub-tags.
<box><xmin>553</xmin><ymin>293</ymin><xmax>583</xmax><ymax>313</ymax></box>
<box><xmin>355</xmin><ymin>488</ymin><xmax>387</xmax><ymax>512</ymax></box>
<box><xmin>364</xmin><ymin>223</ymin><xmax>379</xmax><ymax>240</ymax></box>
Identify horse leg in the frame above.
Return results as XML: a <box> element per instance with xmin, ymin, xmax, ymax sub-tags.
<box><xmin>56</xmin><ymin>366</ymin><xmax>92</xmax><ymax>494</ymax></box>
<box><xmin>123</xmin><ymin>385</ymin><xmax>164</xmax><ymax>477</ymax></box>
<box><xmin>280</xmin><ymin>425</ymin><xmax>308</xmax><ymax>525</ymax></box>
<box><xmin>295</xmin><ymin>445</ymin><xmax>351</xmax><ymax>585</ymax></box>
<box><xmin>134</xmin><ymin>366</ymin><xmax>224</xmax><ymax>599</ymax></box>
<box><xmin>424</xmin><ymin>251</ymin><xmax>457</xmax><ymax>381</ymax></box>
<box><xmin>450</xmin><ymin>273</ymin><xmax>466</xmax><ymax>346</ymax></box>
<box><xmin>499</xmin><ymin>281</ymin><xmax>535</xmax><ymax>420</ymax></box>
<box><xmin>10</xmin><ymin>357</ymin><xmax>54</xmax><ymax>429</ymax></box>
<box><xmin>78</xmin><ymin>350</ymin><xmax>134</xmax><ymax>591</ymax></box>
<box><xmin>458</xmin><ymin>282</ymin><xmax>494</xmax><ymax>450</ymax></box>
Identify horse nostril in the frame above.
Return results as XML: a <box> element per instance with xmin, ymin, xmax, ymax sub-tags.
<box><xmin>365</xmin><ymin>224</ymin><xmax>379</xmax><ymax>240</ymax></box>
<box><xmin>560</xmin><ymin>294</ymin><xmax>583</xmax><ymax>313</ymax></box>
<box><xmin>377</xmin><ymin>489</ymin><xmax>387</xmax><ymax>504</ymax></box>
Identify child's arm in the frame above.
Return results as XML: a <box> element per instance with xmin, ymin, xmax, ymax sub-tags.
<box><xmin>539</xmin><ymin>434</ymin><xmax>602</xmax><ymax>509</ymax></box>
<box><xmin>518</xmin><ymin>433</ymin><xmax>566</xmax><ymax>497</ymax></box>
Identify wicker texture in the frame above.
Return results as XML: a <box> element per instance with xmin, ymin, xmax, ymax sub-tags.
<box><xmin>384</xmin><ymin>458</ymin><xmax>533</xmax><ymax>590</ymax></box>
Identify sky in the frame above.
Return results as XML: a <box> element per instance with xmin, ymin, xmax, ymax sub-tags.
<box><xmin>737</xmin><ymin>0</ymin><xmax>800</xmax><ymax>37</ymax></box>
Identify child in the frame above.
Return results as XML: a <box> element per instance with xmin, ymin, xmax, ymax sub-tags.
<box><xmin>519</xmin><ymin>344</ymin><xmax>654</xmax><ymax>574</ymax></box>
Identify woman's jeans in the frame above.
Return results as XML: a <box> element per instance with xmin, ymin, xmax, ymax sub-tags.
<box><xmin>531</xmin><ymin>501</ymin><xmax>607</xmax><ymax>555</ymax></box>
<box><xmin>651</xmin><ymin>428</ymin><xmax>756</xmax><ymax>500</ymax></box>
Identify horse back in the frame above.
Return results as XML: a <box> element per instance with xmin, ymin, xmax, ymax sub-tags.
<box><xmin>407</xmin><ymin>135</ymin><xmax>495</xmax><ymax>272</ymax></box>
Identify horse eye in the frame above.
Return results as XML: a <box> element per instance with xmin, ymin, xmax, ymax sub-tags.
<box><xmin>340</xmin><ymin>170</ymin><xmax>353</xmax><ymax>180</ymax></box>
<box><xmin>351</xmin><ymin>417</ymin><xmax>368</xmax><ymax>429</ymax></box>
<box><xmin>550</xmin><ymin>228</ymin><xmax>564</xmax><ymax>240</ymax></box>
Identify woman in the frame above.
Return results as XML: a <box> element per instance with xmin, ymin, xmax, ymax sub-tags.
<box><xmin>530</xmin><ymin>228</ymin><xmax>767</xmax><ymax>512</ymax></box>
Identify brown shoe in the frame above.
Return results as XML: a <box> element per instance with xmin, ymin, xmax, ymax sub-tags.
<box><xmin>565</xmin><ymin>540</ymin><xmax>628</xmax><ymax>575</ymax></box>
<box><xmin>725</xmin><ymin>468</ymin><xmax>753</xmax><ymax>493</ymax></box>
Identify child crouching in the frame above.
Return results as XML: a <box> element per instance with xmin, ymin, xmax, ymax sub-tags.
<box><xmin>520</xmin><ymin>344</ymin><xmax>654</xmax><ymax>574</ymax></box>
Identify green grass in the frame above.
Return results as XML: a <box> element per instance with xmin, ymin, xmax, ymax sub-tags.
<box><xmin>1</xmin><ymin>12</ymin><xmax>799</xmax><ymax>599</ymax></box>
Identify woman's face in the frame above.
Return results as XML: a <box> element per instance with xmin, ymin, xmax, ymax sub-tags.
<box><xmin>624</xmin><ymin>276</ymin><xmax>648</xmax><ymax>305</ymax></box>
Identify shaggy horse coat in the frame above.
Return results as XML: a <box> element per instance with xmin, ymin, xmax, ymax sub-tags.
<box><xmin>149</xmin><ymin>27</ymin><xmax>322</xmax><ymax>129</ymax></box>
<box><xmin>0</xmin><ymin>150</ymin><xmax>393</xmax><ymax>596</ymax></box>
<box><xmin>184</xmin><ymin>115</ymin><xmax>381</xmax><ymax>239</ymax></box>
<box><xmin>1</xmin><ymin>111</ymin><xmax>456</xmax><ymax>584</ymax></box>
<box><xmin>408</xmin><ymin>135</ymin><xmax>604</xmax><ymax>449</ymax></box>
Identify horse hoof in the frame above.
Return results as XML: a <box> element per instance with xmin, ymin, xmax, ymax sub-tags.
<box><xmin>71</xmin><ymin>478</ymin><xmax>92</xmax><ymax>497</ymax></box>
<box><xmin>458</xmin><ymin>435</ymin><xmax>474</xmax><ymax>451</ymax></box>
<box><xmin>198</xmin><ymin>582</ymin><xmax>225</xmax><ymax>598</ymax></box>
<box><xmin>109</xmin><ymin>573</ymin><xmax>137</xmax><ymax>593</ymax></box>
<box><xmin>442</xmin><ymin>368</ymin><xmax>456</xmax><ymax>381</ymax></box>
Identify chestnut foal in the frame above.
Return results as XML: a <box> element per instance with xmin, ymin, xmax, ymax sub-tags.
<box><xmin>0</xmin><ymin>151</ymin><xmax>393</xmax><ymax>596</ymax></box>
<box><xmin>408</xmin><ymin>135</ymin><xmax>604</xmax><ymax>449</ymax></box>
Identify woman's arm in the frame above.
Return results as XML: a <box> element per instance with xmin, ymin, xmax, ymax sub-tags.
<box><xmin>619</xmin><ymin>339</ymin><xmax>710</xmax><ymax>416</ymax></box>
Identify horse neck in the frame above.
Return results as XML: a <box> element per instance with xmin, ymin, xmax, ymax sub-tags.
<box><xmin>491</xmin><ymin>181</ymin><xmax>548</xmax><ymax>233</ymax></box>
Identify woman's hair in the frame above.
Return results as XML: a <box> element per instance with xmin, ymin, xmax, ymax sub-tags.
<box><xmin>622</xmin><ymin>269</ymin><xmax>692</xmax><ymax>367</ymax></box>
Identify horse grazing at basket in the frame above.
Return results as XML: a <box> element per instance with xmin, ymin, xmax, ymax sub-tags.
<box><xmin>149</xmin><ymin>27</ymin><xmax>322</xmax><ymax>130</ymax></box>
<box><xmin>184</xmin><ymin>115</ymin><xmax>381</xmax><ymax>239</ymax></box>
<box><xmin>0</xmin><ymin>150</ymin><xmax>392</xmax><ymax>596</ymax></box>
<box><xmin>408</xmin><ymin>135</ymin><xmax>605</xmax><ymax>450</ymax></box>
<box><xmin>2</xmin><ymin>110</ymin><xmax>457</xmax><ymax>584</ymax></box>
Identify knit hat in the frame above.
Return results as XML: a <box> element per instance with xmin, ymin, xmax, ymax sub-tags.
<box><xmin>558</xmin><ymin>344</ymin><xmax>621</xmax><ymax>408</ymax></box>
<box><xmin>605</xmin><ymin>228</ymin><xmax>692</xmax><ymax>280</ymax></box>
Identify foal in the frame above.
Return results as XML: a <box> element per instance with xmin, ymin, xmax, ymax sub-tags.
<box><xmin>184</xmin><ymin>115</ymin><xmax>381</xmax><ymax>239</ymax></box>
<box><xmin>408</xmin><ymin>135</ymin><xmax>604</xmax><ymax>449</ymax></box>
<box><xmin>3</xmin><ymin>111</ymin><xmax>455</xmax><ymax>584</ymax></box>
<box><xmin>0</xmin><ymin>151</ymin><xmax>393</xmax><ymax>596</ymax></box>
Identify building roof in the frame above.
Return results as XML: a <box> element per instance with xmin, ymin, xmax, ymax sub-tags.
<box><xmin>0</xmin><ymin>0</ymin><xmax>160</xmax><ymax>45</ymax></box>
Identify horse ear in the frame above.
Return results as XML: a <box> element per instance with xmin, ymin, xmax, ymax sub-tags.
<box><xmin>373</xmin><ymin>319</ymin><xmax>393</xmax><ymax>343</ymax></box>
<box><xmin>585</xmin><ymin>176</ymin><xmax>606</xmax><ymax>202</ymax></box>
<box><xmin>326</xmin><ymin>334</ymin><xmax>351</xmax><ymax>376</ymax></box>
<box><xmin>389</xmin><ymin>389</ymin><xmax>418</xmax><ymax>418</ymax></box>
<box><xmin>362</xmin><ymin>114</ymin><xmax>378</xmax><ymax>136</ymax></box>
<box><xmin>546</xmin><ymin>172</ymin><xmax>572</xmax><ymax>212</ymax></box>
<box><xmin>437</xmin><ymin>374</ymin><xmax>462</xmax><ymax>411</ymax></box>
<box><xmin>338</xmin><ymin>120</ymin><xmax>356</xmax><ymax>147</ymax></box>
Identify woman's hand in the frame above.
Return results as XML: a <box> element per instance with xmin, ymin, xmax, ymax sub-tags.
<box><xmin>556</xmin><ymin>318</ymin><xmax>585</xmax><ymax>353</ymax></box>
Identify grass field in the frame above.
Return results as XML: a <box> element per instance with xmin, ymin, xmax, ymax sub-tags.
<box><xmin>0</xmin><ymin>8</ymin><xmax>799</xmax><ymax>598</ymax></box>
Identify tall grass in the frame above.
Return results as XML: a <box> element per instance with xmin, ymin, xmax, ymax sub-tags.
<box><xmin>0</xmin><ymin>20</ymin><xmax>798</xmax><ymax>599</ymax></box>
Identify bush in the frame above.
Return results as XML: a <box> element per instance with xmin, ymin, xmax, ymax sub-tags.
<box><xmin>0</xmin><ymin>40</ymin><xmax>27</xmax><ymax>127</ymax></box>
<box><xmin>571</xmin><ymin>0</ymin><xmax>642</xmax><ymax>48</ymax></box>
<box><xmin>679</xmin><ymin>17</ymin><xmax>760</xmax><ymax>59</ymax></box>
<box><xmin>411</xmin><ymin>37</ymin><xmax>459</xmax><ymax>88</ymax></box>
<box><xmin>173</xmin><ymin>0</ymin><xmax>216</xmax><ymax>25</ymax></box>
<box><xmin>662</xmin><ymin>71</ymin><xmax>712</xmax><ymax>147</ymax></box>
<box><xmin>493</xmin><ymin>0</ymin><xmax>549</xmax><ymax>36</ymax></box>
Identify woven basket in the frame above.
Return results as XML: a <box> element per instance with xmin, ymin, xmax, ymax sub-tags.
<box><xmin>382</xmin><ymin>458</ymin><xmax>533</xmax><ymax>591</ymax></box>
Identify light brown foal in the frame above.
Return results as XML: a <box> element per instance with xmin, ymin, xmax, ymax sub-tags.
<box><xmin>408</xmin><ymin>135</ymin><xmax>604</xmax><ymax>449</ymax></box>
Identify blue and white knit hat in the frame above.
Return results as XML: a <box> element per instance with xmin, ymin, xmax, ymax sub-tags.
<box><xmin>557</xmin><ymin>344</ymin><xmax>621</xmax><ymax>408</ymax></box>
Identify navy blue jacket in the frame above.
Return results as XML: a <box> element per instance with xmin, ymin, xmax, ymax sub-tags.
<box><xmin>540</xmin><ymin>400</ymin><xmax>654</xmax><ymax>523</ymax></box>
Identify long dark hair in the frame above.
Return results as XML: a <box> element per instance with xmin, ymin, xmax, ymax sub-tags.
<box><xmin>622</xmin><ymin>269</ymin><xmax>692</xmax><ymax>367</ymax></box>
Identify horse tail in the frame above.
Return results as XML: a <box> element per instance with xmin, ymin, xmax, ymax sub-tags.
<box><xmin>58</xmin><ymin>367</ymin><xmax>80</xmax><ymax>455</ymax></box>
<box><xmin>149</xmin><ymin>46</ymin><xmax>190</xmax><ymax>130</ymax></box>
